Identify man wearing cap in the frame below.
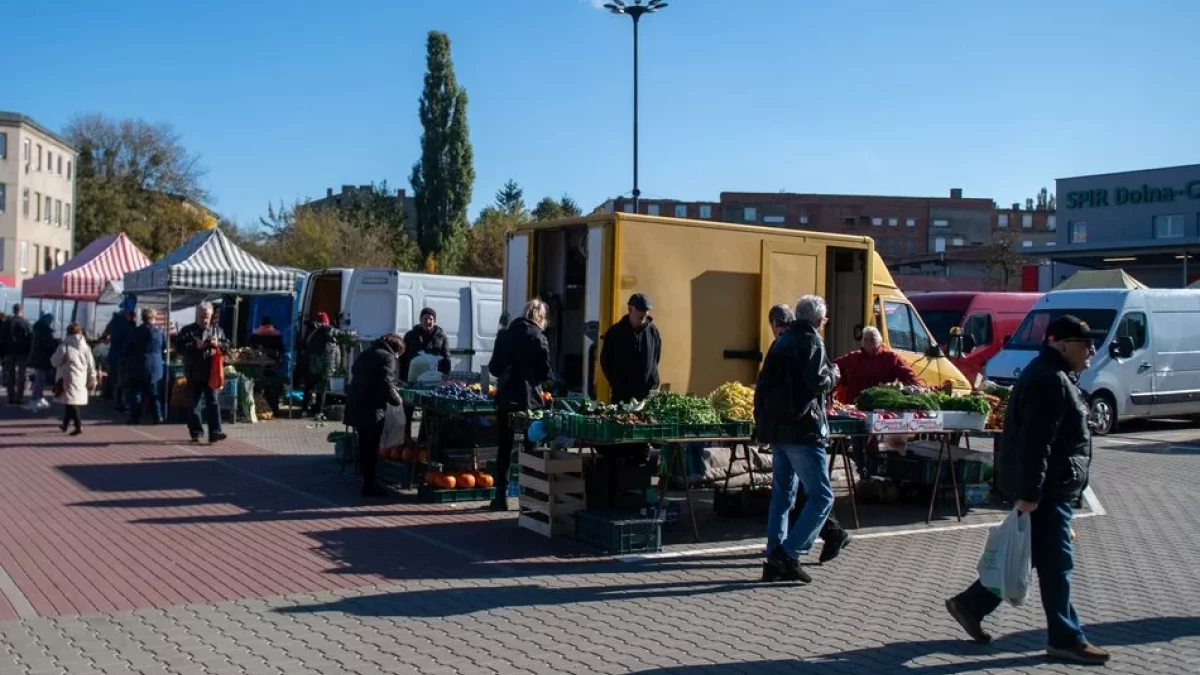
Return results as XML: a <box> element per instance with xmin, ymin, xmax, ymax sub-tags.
<box><xmin>600</xmin><ymin>293</ymin><xmax>662</xmax><ymax>404</ymax></box>
<box><xmin>946</xmin><ymin>315</ymin><xmax>1109</xmax><ymax>665</ymax></box>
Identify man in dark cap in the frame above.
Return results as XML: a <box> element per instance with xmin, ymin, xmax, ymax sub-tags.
<box><xmin>946</xmin><ymin>315</ymin><xmax>1110</xmax><ymax>666</ymax></box>
<box><xmin>400</xmin><ymin>307</ymin><xmax>451</xmax><ymax>438</ymax></box>
<box><xmin>600</xmin><ymin>293</ymin><xmax>662</xmax><ymax>404</ymax></box>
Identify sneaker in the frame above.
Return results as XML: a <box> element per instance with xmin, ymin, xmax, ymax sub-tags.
<box><xmin>945</xmin><ymin>598</ymin><xmax>992</xmax><ymax>644</ymax></box>
<box><xmin>1047</xmin><ymin>643</ymin><xmax>1111</xmax><ymax>665</ymax></box>
<box><xmin>761</xmin><ymin>548</ymin><xmax>812</xmax><ymax>584</ymax></box>
<box><xmin>819</xmin><ymin>532</ymin><xmax>852</xmax><ymax>564</ymax></box>
<box><xmin>39</xmin><ymin>398</ymin><xmax>51</xmax><ymax>409</ymax></box>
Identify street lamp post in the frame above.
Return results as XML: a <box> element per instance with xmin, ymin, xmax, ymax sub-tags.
<box><xmin>604</xmin><ymin>0</ymin><xmax>667</xmax><ymax>214</ymax></box>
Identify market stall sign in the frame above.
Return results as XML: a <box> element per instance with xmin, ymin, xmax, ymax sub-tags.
<box><xmin>1065</xmin><ymin>180</ymin><xmax>1200</xmax><ymax>210</ymax></box>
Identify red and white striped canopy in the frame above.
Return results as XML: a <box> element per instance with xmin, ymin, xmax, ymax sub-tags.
<box><xmin>22</xmin><ymin>233</ymin><xmax>152</xmax><ymax>301</ymax></box>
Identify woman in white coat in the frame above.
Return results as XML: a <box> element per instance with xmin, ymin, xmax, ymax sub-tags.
<box><xmin>51</xmin><ymin>322</ymin><xmax>97</xmax><ymax>435</ymax></box>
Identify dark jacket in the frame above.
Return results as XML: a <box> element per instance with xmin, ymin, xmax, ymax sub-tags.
<box><xmin>28</xmin><ymin>316</ymin><xmax>59</xmax><ymax>371</ymax></box>
<box><xmin>346</xmin><ymin>338</ymin><xmax>403</xmax><ymax>428</ymax></box>
<box><xmin>400</xmin><ymin>325</ymin><xmax>451</xmax><ymax>381</ymax></box>
<box><xmin>996</xmin><ymin>346</ymin><xmax>1092</xmax><ymax>504</ymax></box>
<box><xmin>0</xmin><ymin>314</ymin><xmax>33</xmax><ymax>359</ymax></box>
<box><xmin>754</xmin><ymin>321</ymin><xmax>838</xmax><ymax>447</ymax></box>
<box><xmin>489</xmin><ymin>317</ymin><xmax>552</xmax><ymax>413</ymax></box>
<box><xmin>304</xmin><ymin>323</ymin><xmax>343</xmax><ymax>378</ymax></box>
<box><xmin>125</xmin><ymin>323</ymin><xmax>167</xmax><ymax>386</ymax></box>
<box><xmin>176</xmin><ymin>322</ymin><xmax>230</xmax><ymax>386</ymax></box>
<box><xmin>600</xmin><ymin>315</ymin><xmax>662</xmax><ymax>404</ymax></box>
<box><xmin>103</xmin><ymin>315</ymin><xmax>135</xmax><ymax>369</ymax></box>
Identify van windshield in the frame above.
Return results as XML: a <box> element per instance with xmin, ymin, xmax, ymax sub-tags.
<box><xmin>1007</xmin><ymin>309</ymin><xmax>1117</xmax><ymax>350</ymax></box>
<box><xmin>919</xmin><ymin>310</ymin><xmax>965</xmax><ymax>346</ymax></box>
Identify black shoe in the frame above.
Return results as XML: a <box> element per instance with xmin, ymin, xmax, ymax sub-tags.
<box><xmin>69</xmin><ymin>428</ymin><xmax>82</xmax><ymax>436</ymax></box>
<box><xmin>819</xmin><ymin>532</ymin><xmax>852</xmax><ymax>564</ymax></box>
<box><xmin>945</xmin><ymin>598</ymin><xmax>992</xmax><ymax>644</ymax></box>
<box><xmin>1046</xmin><ymin>642</ymin><xmax>1111</xmax><ymax>665</ymax></box>
<box><xmin>762</xmin><ymin>548</ymin><xmax>811</xmax><ymax>584</ymax></box>
<box><xmin>60</xmin><ymin>422</ymin><xmax>69</xmax><ymax>432</ymax></box>
<box><xmin>488</xmin><ymin>497</ymin><xmax>511</xmax><ymax>512</ymax></box>
<box><xmin>190</xmin><ymin>435</ymin><xmax>201</xmax><ymax>443</ymax></box>
<box><xmin>209</xmin><ymin>433</ymin><xmax>227</xmax><ymax>443</ymax></box>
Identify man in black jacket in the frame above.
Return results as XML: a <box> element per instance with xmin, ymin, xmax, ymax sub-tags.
<box><xmin>755</xmin><ymin>295</ymin><xmax>839</xmax><ymax>585</ymax></box>
<box><xmin>400</xmin><ymin>308</ymin><xmax>451</xmax><ymax>438</ymax></box>
<box><xmin>946</xmin><ymin>315</ymin><xmax>1110</xmax><ymax>666</ymax></box>
<box><xmin>600</xmin><ymin>293</ymin><xmax>661</xmax><ymax>404</ymax></box>
<box><xmin>347</xmin><ymin>334</ymin><xmax>404</xmax><ymax>497</ymax></box>
<box><xmin>1</xmin><ymin>304</ymin><xmax>33</xmax><ymax>405</ymax></box>
<box><xmin>177</xmin><ymin>302</ymin><xmax>230</xmax><ymax>443</ymax></box>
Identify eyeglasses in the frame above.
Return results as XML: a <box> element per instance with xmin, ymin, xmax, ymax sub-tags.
<box><xmin>1061</xmin><ymin>338</ymin><xmax>1096</xmax><ymax>350</ymax></box>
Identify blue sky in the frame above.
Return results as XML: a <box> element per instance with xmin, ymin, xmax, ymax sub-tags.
<box><xmin>7</xmin><ymin>0</ymin><xmax>1199</xmax><ymax>228</ymax></box>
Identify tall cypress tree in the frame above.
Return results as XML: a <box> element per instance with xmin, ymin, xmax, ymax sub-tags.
<box><xmin>410</xmin><ymin>31</ymin><xmax>475</xmax><ymax>273</ymax></box>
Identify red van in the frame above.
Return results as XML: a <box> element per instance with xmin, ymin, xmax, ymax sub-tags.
<box><xmin>910</xmin><ymin>292</ymin><xmax>1042</xmax><ymax>384</ymax></box>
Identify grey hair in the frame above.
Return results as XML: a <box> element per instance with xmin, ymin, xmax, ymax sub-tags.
<box><xmin>794</xmin><ymin>295</ymin><xmax>827</xmax><ymax>327</ymax></box>
<box><xmin>862</xmin><ymin>325</ymin><xmax>883</xmax><ymax>345</ymax></box>
<box><xmin>196</xmin><ymin>301</ymin><xmax>214</xmax><ymax>318</ymax></box>
<box><xmin>523</xmin><ymin>298</ymin><xmax>549</xmax><ymax>329</ymax></box>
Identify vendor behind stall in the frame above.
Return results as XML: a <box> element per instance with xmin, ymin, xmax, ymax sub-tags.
<box><xmin>833</xmin><ymin>326</ymin><xmax>918</xmax><ymax>477</ymax></box>
<box><xmin>400</xmin><ymin>308</ymin><xmax>451</xmax><ymax>438</ymax></box>
<box><xmin>303</xmin><ymin>312</ymin><xmax>343</xmax><ymax>417</ymax></box>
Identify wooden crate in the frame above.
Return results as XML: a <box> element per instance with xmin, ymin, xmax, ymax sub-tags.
<box><xmin>517</xmin><ymin>449</ymin><xmax>586</xmax><ymax>539</ymax></box>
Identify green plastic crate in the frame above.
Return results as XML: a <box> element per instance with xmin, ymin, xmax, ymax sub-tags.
<box><xmin>829</xmin><ymin>418</ymin><xmax>867</xmax><ymax>436</ymax></box>
<box><xmin>424</xmin><ymin>396</ymin><xmax>496</xmax><ymax>414</ymax></box>
<box><xmin>678</xmin><ymin>423</ymin><xmax>724</xmax><ymax>439</ymax></box>
<box><xmin>574</xmin><ymin>417</ymin><xmax>678</xmax><ymax>443</ymax></box>
<box><xmin>720</xmin><ymin>421</ymin><xmax>754</xmax><ymax>438</ymax></box>
<box><xmin>574</xmin><ymin>510</ymin><xmax>662</xmax><ymax>554</ymax></box>
<box><xmin>378</xmin><ymin>460</ymin><xmax>412</xmax><ymax>488</ymax></box>
<box><xmin>417</xmin><ymin>485</ymin><xmax>497</xmax><ymax>503</ymax></box>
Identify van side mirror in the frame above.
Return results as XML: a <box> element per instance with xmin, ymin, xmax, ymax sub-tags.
<box><xmin>925</xmin><ymin>344</ymin><xmax>944</xmax><ymax>359</ymax></box>
<box><xmin>962</xmin><ymin>334</ymin><xmax>977</xmax><ymax>354</ymax></box>
<box><xmin>946</xmin><ymin>335</ymin><xmax>963</xmax><ymax>359</ymax></box>
<box><xmin>1109</xmin><ymin>336</ymin><xmax>1134</xmax><ymax>359</ymax></box>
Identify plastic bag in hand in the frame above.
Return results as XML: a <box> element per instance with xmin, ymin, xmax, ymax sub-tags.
<box><xmin>977</xmin><ymin>508</ymin><xmax>1033</xmax><ymax>606</ymax></box>
<box><xmin>380</xmin><ymin>404</ymin><xmax>407</xmax><ymax>449</ymax></box>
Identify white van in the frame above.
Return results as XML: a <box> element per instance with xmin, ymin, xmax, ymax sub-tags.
<box><xmin>299</xmin><ymin>268</ymin><xmax>503</xmax><ymax>375</ymax></box>
<box><xmin>984</xmin><ymin>288</ymin><xmax>1200</xmax><ymax>434</ymax></box>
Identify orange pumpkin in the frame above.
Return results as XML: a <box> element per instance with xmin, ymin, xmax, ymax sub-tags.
<box><xmin>437</xmin><ymin>474</ymin><xmax>457</xmax><ymax>489</ymax></box>
<box><xmin>399</xmin><ymin>447</ymin><xmax>413</xmax><ymax>463</ymax></box>
<box><xmin>457</xmin><ymin>473</ymin><xmax>476</xmax><ymax>489</ymax></box>
<box><xmin>425</xmin><ymin>471</ymin><xmax>441</xmax><ymax>487</ymax></box>
<box><xmin>474</xmin><ymin>472</ymin><xmax>494</xmax><ymax>488</ymax></box>
<box><xmin>381</xmin><ymin>447</ymin><xmax>394</xmax><ymax>460</ymax></box>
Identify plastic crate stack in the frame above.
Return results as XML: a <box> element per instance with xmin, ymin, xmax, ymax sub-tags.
<box><xmin>517</xmin><ymin>449</ymin><xmax>585</xmax><ymax>538</ymax></box>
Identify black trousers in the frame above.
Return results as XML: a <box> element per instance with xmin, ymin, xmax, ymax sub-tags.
<box><xmin>358</xmin><ymin>417</ymin><xmax>384</xmax><ymax>489</ymax></box>
<box><xmin>495</xmin><ymin>412</ymin><xmax>533</xmax><ymax>497</ymax></box>
<box><xmin>62</xmin><ymin>404</ymin><xmax>82</xmax><ymax>431</ymax></box>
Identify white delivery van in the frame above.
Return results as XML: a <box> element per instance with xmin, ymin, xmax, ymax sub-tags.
<box><xmin>299</xmin><ymin>268</ymin><xmax>503</xmax><ymax>375</ymax></box>
<box><xmin>984</xmin><ymin>288</ymin><xmax>1200</xmax><ymax>434</ymax></box>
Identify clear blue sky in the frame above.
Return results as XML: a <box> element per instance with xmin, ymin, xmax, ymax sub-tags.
<box><xmin>7</xmin><ymin>0</ymin><xmax>1199</xmax><ymax>227</ymax></box>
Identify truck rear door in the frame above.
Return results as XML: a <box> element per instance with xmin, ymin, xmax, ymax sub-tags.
<box><xmin>345</xmin><ymin>269</ymin><xmax>400</xmax><ymax>340</ymax></box>
<box><xmin>759</xmin><ymin>240</ymin><xmax>824</xmax><ymax>362</ymax></box>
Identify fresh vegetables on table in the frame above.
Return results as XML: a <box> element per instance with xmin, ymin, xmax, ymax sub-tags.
<box><xmin>856</xmin><ymin>387</ymin><xmax>939</xmax><ymax>412</ymax></box>
<box><xmin>428</xmin><ymin>383</ymin><xmax>492</xmax><ymax>402</ymax></box>
<box><xmin>641</xmin><ymin>392</ymin><xmax>722</xmax><ymax>425</ymax></box>
<box><xmin>708</xmin><ymin>382</ymin><xmax>755</xmax><ymax>421</ymax></box>
<box><xmin>928</xmin><ymin>393</ymin><xmax>992</xmax><ymax>416</ymax></box>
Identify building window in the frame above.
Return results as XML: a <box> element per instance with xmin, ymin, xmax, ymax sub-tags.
<box><xmin>1070</xmin><ymin>222</ymin><xmax>1087</xmax><ymax>243</ymax></box>
<box><xmin>699</xmin><ymin>205</ymin><xmax>712</xmax><ymax>219</ymax></box>
<box><xmin>36</xmin><ymin>144</ymin><xmax>43</xmax><ymax>170</ymax></box>
<box><xmin>763</xmin><ymin>215</ymin><xmax>785</xmax><ymax>224</ymax></box>
<box><xmin>64</xmin><ymin>203</ymin><xmax>71</xmax><ymax>228</ymax></box>
<box><xmin>0</xmin><ymin>183</ymin><xmax>5</xmax><ymax>213</ymax></box>
<box><xmin>952</xmin><ymin>237</ymin><xmax>965</xmax><ymax>246</ymax></box>
<box><xmin>20</xmin><ymin>241</ymin><xmax>28</xmax><ymax>272</ymax></box>
<box><xmin>44</xmin><ymin>196</ymin><xmax>51</xmax><ymax>223</ymax></box>
<box><xmin>798</xmin><ymin>215</ymin><xmax>809</xmax><ymax>225</ymax></box>
<box><xmin>744</xmin><ymin>207</ymin><xmax>757</xmax><ymax>222</ymax></box>
<box><xmin>998</xmin><ymin>214</ymin><xmax>1009</xmax><ymax>228</ymax></box>
<box><xmin>57</xmin><ymin>155</ymin><xmax>63</xmax><ymax>175</ymax></box>
<box><xmin>622</xmin><ymin>203</ymin><xmax>633</xmax><ymax>213</ymax></box>
<box><xmin>647</xmin><ymin>204</ymin><xmax>660</xmax><ymax>216</ymax></box>
<box><xmin>1022</xmin><ymin>214</ymin><xmax>1033</xmax><ymax>228</ymax></box>
<box><xmin>55</xmin><ymin>199</ymin><xmax>62</xmax><ymax>226</ymax></box>
<box><xmin>933</xmin><ymin>219</ymin><xmax>949</xmax><ymax>228</ymax></box>
<box><xmin>1047</xmin><ymin>215</ymin><xmax>1056</xmax><ymax>230</ymax></box>
<box><xmin>933</xmin><ymin>237</ymin><xmax>947</xmax><ymax>253</ymax></box>
<box><xmin>46</xmin><ymin>151</ymin><xmax>52</xmax><ymax>173</ymax></box>
<box><xmin>674</xmin><ymin>204</ymin><xmax>687</xmax><ymax>218</ymax></box>
<box><xmin>888</xmin><ymin>217</ymin><xmax>898</xmax><ymax>227</ymax></box>
<box><xmin>66</xmin><ymin>160</ymin><xmax>72</xmax><ymax>180</ymax></box>
<box><xmin>1154</xmin><ymin>214</ymin><xmax>1186</xmax><ymax>239</ymax></box>
<box><xmin>22</xmin><ymin>188</ymin><xmax>30</xmax><ymax>217</ymax></box>
<box><xmin>34</xmin><ymin>192</ymin><xmax>42</xmax><ymax>221</ymax></box>
<box><xmin>1021</xmin><ymin>240</ymin><xmax>1034</xmax><ymax>248</ymax></box>
<box><xmin>906</xmin><ymin>218</ymin><xmax>916</xmax><ymax>228</ymax></box>
<box><xmin>843</xmin><ymin>216</ymin><xmax>855</xmax><ymax>227</ymax></box>
<box><xmin>0</xmin><ymin>239</ymin><xmax>4</xmax><ymax>271</ymax></box>
<box><xmin>23</xmin><ymin>138</ymin><xmax>31</xmax><ymax>164</ymax></box>
<box><xmin>0</xmin><ymin>132</ymin><xmax>6</xmax><ymax>159</ymax></box>
<box><xmin>1046</xmin><ymin>241</ymin><xmax>1056</xmax><ymax>247</ymax></box>
<box><xmin>871</xmin><ymin>217</ymin><xmax>883</xmax><ymax>226</ymax></box>
<box><xmin>43</xmin><ymin>247</ymin><xmax>52</xmax><ymax>272</ymax></box>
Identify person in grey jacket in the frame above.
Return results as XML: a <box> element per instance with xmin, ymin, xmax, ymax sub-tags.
<box><xmin>176</xmin><ymin>302</ymin><xmax>230</xmax><ymax>443</ymax></box>
<box><xmin>946</xmin><ymin>315</ymin><xmax>1110</xmax><ymax>666</ymax></box>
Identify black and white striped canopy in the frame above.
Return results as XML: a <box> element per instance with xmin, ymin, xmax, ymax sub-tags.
<box><xmin>123</xmin><ymin>228</ymin><xmax>295</xmax><ymax>296</ymax></box>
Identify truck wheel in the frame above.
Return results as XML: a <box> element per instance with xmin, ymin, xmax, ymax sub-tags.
<box><xmin>1088</xmin><ymin>393</ymin><xmax>1117</xmax><ymax>436</ymax></box>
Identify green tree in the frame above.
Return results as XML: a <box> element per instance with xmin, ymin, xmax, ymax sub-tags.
<box><xmin>1034</xmin><ymin>186</ymin><xmax>1056</xmax><ymax>211</ymax></box>
<box><xmin>460</xmin><ymin>205</ymin><xmax>525</xmax><ymax>278</ymax></box>
<box><xmin>984</xmin><ymin>232</ymin><xmax>1023</xmax><ymax>290</ymax></box>
<box><xmin>532</xmin><ymin>195</ymin><xmax>583</xmax><ymax>221</ymax></box>
<box><xmin>409</xmin><ymin>31</ymin><xmax>475</xmax><ymax>274</ymax></box>
<box><xmin>254</xmin><ymin>201</ymin><xmax>406</xmax><ymax>270</ymax></box>
<box><xmin>66</xmin><ymin>114</ymin><xmax>211</xmax><ymax>258</ymax></box>
<box><xmin>316</xmin><ymin>181</ymin><xmax>421</xmax><ymax>270</ymax></box>
<box><xmin>495</xmin><ymin>179</ymin><xmax>526</xmax><ymax>215</ymax></box>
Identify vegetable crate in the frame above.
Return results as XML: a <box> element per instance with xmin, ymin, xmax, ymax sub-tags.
<box><xmin>518</xmin><ymin>449</ymin><xmax>585</xmax><ymax>538</ymax></box>
<box><xmin>573</xmin><ymin>510</ymin><xmax>662</xmax><ymax>555</ymax></box>
<box><xmin>424</xmin><ymin>397</ymin><xmax>496</xmax><ymax>415</ymax></box>
<box><xmin>573</xmin><ymin>417</ymin><xmax>678</xmax><ymax>443</ymax></box>
<box><xmin>418</xmin><ymin>485</ymin><xmax>497</xmax><ymax>503</ymax></box>
<box><xmin>720</xmin><ymin>421</ymin><xmax>754</xmax><ymax>438</ymax></box>
<box><xmin>378</xmin><ymin>460</ymin><xmax>413</xmax><ymax>489</ymax></box>
<box><xmin>678</xmin><ymin>423</ymin><xmax>725</xmax><ymax>439</ymax></box>
<box><xmin>829</xmin><ymin>418</ymin><xmax>867</xmax><ymax>436</ymax></box>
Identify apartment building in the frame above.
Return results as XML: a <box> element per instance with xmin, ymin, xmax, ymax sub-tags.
<box><xmin>0</xmin><ymin>112</ymin><xmax>76</xmax><ymax>288</ymax></box>
<box><xmin>305</xmin><ymin>185</ymin><xmax>418</xmax><ymax>238</ymax></box>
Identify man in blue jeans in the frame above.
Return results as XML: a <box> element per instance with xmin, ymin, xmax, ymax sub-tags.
<box><xmin>946</xmin><ymin>315</ymin><xmax>1110</xmax><ymax>665</ymax></box>
<box><xmin>755</xmin><ymin>295</ymin><xmax>839</xmax><ymax>584</ymax></box>
<box><xmin>177</xmin><ymin>302</ymin><xmax>229</xmax><ymax>443</ymax></box>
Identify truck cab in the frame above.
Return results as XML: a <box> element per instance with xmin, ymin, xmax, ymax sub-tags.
<box><xmin>910</xmin><ymin>291</ymin><xmax>1041</xmax><ymax>385</ymax></box>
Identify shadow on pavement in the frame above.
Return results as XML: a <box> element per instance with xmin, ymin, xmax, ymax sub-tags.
<box><xmin>617</xmin><ymin>616</ymin><xmax>1200</xmax><ymax>675</ymax></box>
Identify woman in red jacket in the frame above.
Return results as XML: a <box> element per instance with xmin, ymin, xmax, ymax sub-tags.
<box><xmin>833</xmin><ymin>326</ymin><xmax>918</xmax><ymax>478</ymax></box>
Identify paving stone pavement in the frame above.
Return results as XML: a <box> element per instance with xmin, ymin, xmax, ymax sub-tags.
<box><xmin>2</xmin><ymin>398</ymin><xmax>1200</xmax><ymax>674</ymax></box>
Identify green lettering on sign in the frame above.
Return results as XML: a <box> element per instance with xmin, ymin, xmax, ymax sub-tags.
<box><xmin>1065</xmin><ymin>181</ymin><xmax>1199</xmax><ymax>209</ymax></box>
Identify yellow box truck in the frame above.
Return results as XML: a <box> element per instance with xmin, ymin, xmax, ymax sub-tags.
<box><xmin>502</xmin><ymin>213</ymin><xmax>970</xmax><ymax>401</ymax></box>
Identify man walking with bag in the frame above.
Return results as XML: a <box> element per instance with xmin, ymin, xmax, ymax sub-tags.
<box><xmin>945</xmin><ymin>315</ymin><xmax>1110</xmax><ymax>665</ymax></box>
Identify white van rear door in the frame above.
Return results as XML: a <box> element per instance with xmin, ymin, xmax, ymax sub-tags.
<box><xmin>345</xmin><ymin>269</ymin><xmax>400</xmax><ymax>340</ymax></box>
<box><xmin>504</xmin><ymin>233</ymin><xmax>530</xmax><ymax>320</ymax></box>
<box><xmin>471</xmin><ymin>280</ymin><xmax>503</xmax><ymax>374</ymax></box>
<box><xmin>411</xmin><ymin>275</ymin><xmax>467</xmax><ymax>371</ymax></box>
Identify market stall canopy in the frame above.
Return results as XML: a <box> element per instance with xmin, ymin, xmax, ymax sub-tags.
<box><xmin>123</xmin><ymin>228</ymin><xmax>295</xmax><ymax>296</ymax></box>
<box><xmin>1053</xmin><ymin>269</ymin><xmax>1148</xmax><ymax>291</ymax></box>
<box><xmin>22</xmin><ymin>233</ymin><xmax>151</xmax><ymax>301</ymax></box>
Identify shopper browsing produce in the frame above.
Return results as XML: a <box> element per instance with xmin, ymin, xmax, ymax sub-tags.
<box><xmin>346</xmin><ymin>333</ymin><xmax>405</xmax><ymax>497</ymax></box>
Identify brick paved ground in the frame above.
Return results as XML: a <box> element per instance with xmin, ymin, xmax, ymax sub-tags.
<box><xmin>2</xmin><ymin>394</ymin><xmax>1199</xmax><ymax>674</ymax></box>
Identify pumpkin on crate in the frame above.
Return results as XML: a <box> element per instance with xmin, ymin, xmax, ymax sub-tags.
<box><xmin>456</xmin><ymin>473</ymin><xmax>476</xmax><ymax>489</ymax></box>
<box><xmin>436</xmin><ymin>473</ymin><xmax>457</xmax><ymax>490</ymax></box>
<box><xmin>473</xmin><ymin>472</ymin><xmax>494</xmax><ymax>488</ymax></box>
<box><xmin>425</xmin><ymin>471</ymin><xmax>441</xmax><ymax>487</ymax></box>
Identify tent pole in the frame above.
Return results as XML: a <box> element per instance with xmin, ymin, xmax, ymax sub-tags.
<box><xmin>165</xmin><ymin>291</ymin><xmax>173</xmax><ymax>417</ymax></box>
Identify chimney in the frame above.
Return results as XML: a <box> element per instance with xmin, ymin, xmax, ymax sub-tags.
<box><xmin>950</xmin><ymin>188</ymin><xmax>963</xmax><ymax>200</ymax></box>
<box><xmin>341</xmin><ymin>185</ymin><xmax>354</xmax><ymax>195</ymax></box>
<box><xmin>326</xmin><ymin>188</ymin><xmax>333</xmax><ymax>198</ymax></box>
<box><xmin>1012</xmin><ymin>202</ymin><xmax>1020</xmax><ymax>211</ymax></box>
<box><xmin>397</xmin><ymin>188</ymin><xmax>406</xmax><ymax>198</ymax></box>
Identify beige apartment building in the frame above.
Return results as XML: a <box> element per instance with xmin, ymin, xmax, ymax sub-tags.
<box><xmin>0</xmin><ymin>112</ymin><xmax>76</xmax><ymax>289</ymax></box>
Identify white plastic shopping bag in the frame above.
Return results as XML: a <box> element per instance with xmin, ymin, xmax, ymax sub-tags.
<box><xmin>977</xmin><ymin>508</ymin><xmax>1032</xmax><ymax>606</ymax></box>
<box><xmin>380</xmin><ymin>404</ymin><xmax>407</xmax><ymax>450</ymax></box>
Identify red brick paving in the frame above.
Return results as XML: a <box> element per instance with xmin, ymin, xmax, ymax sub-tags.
<box><xmin>0</xmin><ymin>402</ymin><xmax>579</xmax><ymax>619</ymax></box>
